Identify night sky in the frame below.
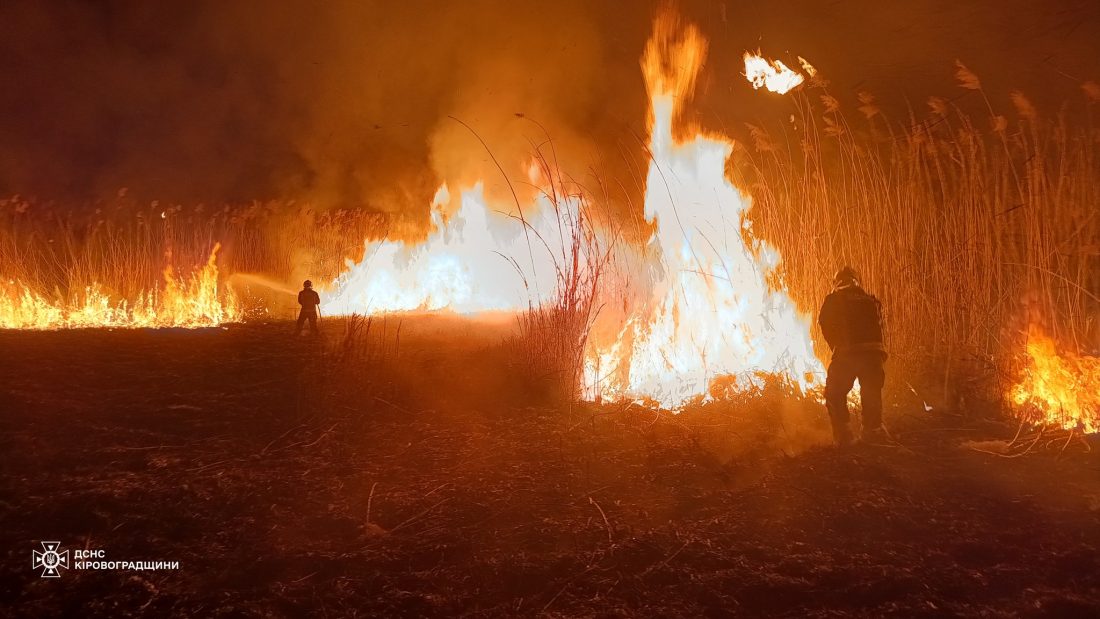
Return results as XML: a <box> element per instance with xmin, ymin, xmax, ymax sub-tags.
<box><xmin>2</xmin><ymin>0</ymin><xmax>1098</xmax><ymax>210</ymax></box>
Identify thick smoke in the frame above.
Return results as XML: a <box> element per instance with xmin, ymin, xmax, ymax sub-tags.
<box><xmin>0</xmin><ymin>0</ymin><xmax>653</xmax><ymax>220</ymax></box>
<box><xmin>1</xmin><ymin>0</ymin><xmax>1097</xmax><ymax>222</ymax></box>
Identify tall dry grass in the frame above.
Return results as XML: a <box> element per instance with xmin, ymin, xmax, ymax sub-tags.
<box><xmin>0</xmin><ymin>193</ymin><xmax>385</xmax><ymax>306</ymax></box>
<box><xmin>735</xmin><ymin>68</ymin><xmax>1100</xmax><ymax>407</ymax></box>
<box><xmin>507</xmin><ymin>147</ymin><xmax>619</xmax><ymax>403</ymax></box>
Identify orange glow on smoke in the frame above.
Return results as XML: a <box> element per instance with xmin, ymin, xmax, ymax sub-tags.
<box><xmin>1010</xmin><ymin>327</ymin><xmax>1100</xmax><ymax>433</ymax></box>
<box><xmin>0</xmin><ymin>244</ymin><xmax>239</xmax><ymax>329</ymax></box>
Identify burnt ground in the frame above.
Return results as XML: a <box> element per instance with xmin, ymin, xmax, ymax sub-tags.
<box><xmin>0</xmin><ymin>318</ymin><xmax>1098</xmax><ymax>618</ymax></box>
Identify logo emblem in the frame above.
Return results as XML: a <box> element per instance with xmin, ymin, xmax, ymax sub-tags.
<box><xmin>32</xmin><ymin>541</ymin><xmax>69</xmax><ymax>578</ymax></box>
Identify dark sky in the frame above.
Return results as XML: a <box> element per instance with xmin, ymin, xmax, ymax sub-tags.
<box><xmin>1</xmin><ymin>0</ymin><xmax>1098</xmax><ymax>212</ymax></box>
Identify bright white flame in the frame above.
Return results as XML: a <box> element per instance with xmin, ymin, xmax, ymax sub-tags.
<box><xmin>322</xmin><ymin>183</ymin><xmax>585</xmax><ymax>315</ymax></box>
<box><xmin>585</xmin><ymin>15</ymin><xmax>823</xmax><ymax>406</ymax></box>
<box><xmin>744</xmin><ymin>51</ymin><xmax>808</xmax><ymax>94</ymax></box>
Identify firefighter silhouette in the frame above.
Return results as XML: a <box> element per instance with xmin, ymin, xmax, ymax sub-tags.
<box><xmin>296</xmin><ymin>280</ymin><xmax>321</xmax><ymax>335</ymax></box>
<box><xmin>818</xmin><ymin>267</ymin><xmax>888</xmax><ymax>445</ymax></box>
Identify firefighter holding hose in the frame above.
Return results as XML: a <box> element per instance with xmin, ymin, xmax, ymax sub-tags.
<box><xmin>818</xmin><ymin>266</ymin><xmax>888</xmax><ymax>446</ymax></box>
<box><xmin>296</xmin><ymin>280</ymin><xmax>321</xmax><ymax>335</ymax></box>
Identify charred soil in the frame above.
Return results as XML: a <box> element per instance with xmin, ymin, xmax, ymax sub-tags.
<box><xmin>1</xmin><ymin>319</ymin><xmax>1098</xmax><ymax>617</ymax></box>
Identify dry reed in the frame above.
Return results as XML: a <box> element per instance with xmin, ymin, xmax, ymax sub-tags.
<box><xmin>735</xmin><ymin>68</ymin><xmax>1099</xmax><ymax>408</ymax></box>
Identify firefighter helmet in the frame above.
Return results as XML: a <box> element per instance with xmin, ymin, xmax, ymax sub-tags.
<box><xmin>833</xmin><ymin>266</ymin><xmax>859</xmax><ymax>288</ymax></box>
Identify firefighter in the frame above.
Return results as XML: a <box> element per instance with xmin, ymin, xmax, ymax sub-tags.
<box><xmin>818</xmin><ymin>266</ymin><xmax>887</xmax><ymax>446</ymax></box>
<box><xmin>295</xmin><ymin>280</ymin><xmax>321</xmax><ymax>335</ymax></box>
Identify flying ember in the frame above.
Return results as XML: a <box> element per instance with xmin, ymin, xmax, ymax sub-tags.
<box><xmin>743</xmin><ymin>51</ymin><xmax>812</xmax><ymax>94</ymax></box>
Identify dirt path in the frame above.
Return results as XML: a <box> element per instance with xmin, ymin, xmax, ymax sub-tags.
<box><xmin>1</xmin><ymin>322</ymin><xmax>1097</xmax><ymax>617</ymax></box>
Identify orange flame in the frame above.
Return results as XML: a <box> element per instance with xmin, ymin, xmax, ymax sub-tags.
<box><xmin>0</xmin><ymin>244</ymin><xmax>240</xmax><ymax>329</ymax></box>
<box><xmin>1010</xmin><ymin>327</ymin><xmax>1100</xmax><ymax>433</ymax></box>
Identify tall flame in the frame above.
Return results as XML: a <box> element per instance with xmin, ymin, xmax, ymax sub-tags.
<box><xmin>321</xmin><ymin>12</ymin><xmax>823</xmax><ymax>407</ymax></box>
<box><xmin>585</xmin><ymin>13</ymin><xmax>823</xmax><ymax>406</ymax></box>
<box><xmin>1010</xmin><ymin>327</ymin><xmax>1100</xmax><ymax>433</ymax></box>
<box><xmin>0</xmin><ymin>244</ymin><xmax>239</xmax><ymax>329</ymax></box>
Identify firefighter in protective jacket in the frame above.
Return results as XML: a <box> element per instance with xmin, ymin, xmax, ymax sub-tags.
<box><xmin>296</xmin><ymin>280</ymin><xmax>321</xmax><ymax>335</ymax></box>
<box><xmin>818</xmin><ymin>266</ymin><xmax>887</xmax><ymax>445</ymax></box>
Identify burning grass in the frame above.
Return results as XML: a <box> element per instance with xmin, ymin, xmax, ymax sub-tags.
<box><xmin>1010</xmin><ymin>326</ymin><xmax>1100</xmax><ymax>433</ymax></box>
<box><xmin>0</xmin><ymin>244</ymin><xmax>238</xmax><ymax>329</ymax></box>
<box><xmin>1</xmin><ymin>12</ymin><xmax>1097</xmax><ymax>433</ymax></box>
<box><xmin>0</xmin><ymin>195</ymin><xmax>386</xmax><ymax>327</ymax></box>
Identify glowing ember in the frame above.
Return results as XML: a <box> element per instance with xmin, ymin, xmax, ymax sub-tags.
<box><xmin>743</xmin><ymin>51</ymin><xmax>809</xmax><ymax>94</ymax></box>
<box><xmin>0</xmin><ymin>244</ymin><xmax>240</xmax><ymax>329</ymax></box>
<box><xmin>1010</xmin><ymin>327</ymin><xmax>1100</xmax><ymax>433</ymax></box>
<box><xmin>584</xmin><ymin>13</ymin><xmax>823</xmax><ymax>406</ymax></box>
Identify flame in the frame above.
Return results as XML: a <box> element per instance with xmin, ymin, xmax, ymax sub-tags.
<box><xmin>0</xmin><ymin>244</ymin><xmax>240</xmax><ymax>329</ymax></box>
<box><xmin>1009</xmin><ymin>327</ymin><xmax>1100</xmax><ymax>433</ymax></box>
<box><xmin>584</xmin><ymin>13</ymin><xmax>823</xmax><ymax>406</ymax></box>
<box><xmin>743</xmin><ymin>51</ymin><xmax>808</xmax><ymax>94</ymax></box>
<box><xmin>797</xmin><ymin>56</ymin><xmax>817</xmax><ymax>78</ymax></box>
<box><xmin>323</xmin><ymin>12</ymin><xmax>823</xmax><ymax>407</ymax></box>
<box><xmin>321</xmin><ymin>183</ymin><xmax>586</xmax><ymax>315</ymax></box>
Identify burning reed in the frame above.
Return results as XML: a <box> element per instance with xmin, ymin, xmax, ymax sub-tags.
<box><xmin>0</xmin><ymin>195</ymin><xmax>385</xmax><ymax>328</ymax></box>
<box><xmin>0</xmin><ymin>243</ymin><xmax>238</xmax><ymax>329</ymax></box>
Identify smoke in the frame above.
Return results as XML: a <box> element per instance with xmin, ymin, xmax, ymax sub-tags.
<box><xmin>0</xmin><ymin>0</ymin><xmax>652</xmax><ymax>221</ymax></box>
<box><xmin>1</xmin><ymin>0</ymin><xmax>1097</xmax><ymax>222</ymax></box>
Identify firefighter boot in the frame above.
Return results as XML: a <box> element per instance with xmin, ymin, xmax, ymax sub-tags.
<box><xmin>832</xmin><ymin>422</ymin><xmax>854</xmax><ymax>447</ymax></box>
